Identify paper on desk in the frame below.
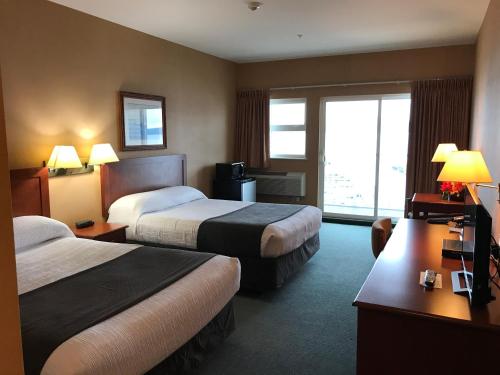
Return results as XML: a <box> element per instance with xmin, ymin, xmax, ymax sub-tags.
<box><xmin>419</xmin><ymin>272</ymin><xmax>442</xmax><ymax>288</ymax></box>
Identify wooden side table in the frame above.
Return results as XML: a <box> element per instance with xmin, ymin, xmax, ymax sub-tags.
<box><xmin>411</xmin><ymin>193</ymin><xmax>464</xmax><ymax>219</ymax></box>
<box><xmin>70</xmin><ymin>223</ymin><xmax>128</xmax><ymax>243</ymax></box>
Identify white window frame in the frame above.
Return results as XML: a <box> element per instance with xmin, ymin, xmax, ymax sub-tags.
<box><xmin>318</xmin><ymin>93</ymin><xmax>411</xmax><ymax>221</ymax></box>
<box><xmin>270</xmin><ymin>98</ymin><xmax>307</xmax><ymax>160</ymax></box>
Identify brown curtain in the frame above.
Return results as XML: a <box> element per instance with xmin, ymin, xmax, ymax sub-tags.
<box><xmin>234</xmin><ymin>89</ymin><xmax>270</xmax><ymax>169</ymax></box>
<box><xmin>405</xmin><ymin>77</ymin><xmax>473</xmax><ymax>213</ymax></box>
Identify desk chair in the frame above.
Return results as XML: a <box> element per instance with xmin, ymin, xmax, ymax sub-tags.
<box><xmin>371</xmin><ymin>218</ymin><xmax>392</xmax><ymax>258</ymax></box>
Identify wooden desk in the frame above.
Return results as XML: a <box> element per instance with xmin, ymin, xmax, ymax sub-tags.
<box><xmin>411</xmin><ymin>193</ymin><xmax>464</xmax><ymax>219</ymax></box>
<box><xmin>353</xmin><ymin>219</ymin><xmax>500</xmax><ymax>374</ymax></box>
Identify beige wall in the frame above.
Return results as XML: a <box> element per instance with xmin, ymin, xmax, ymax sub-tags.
<box><xmin>0</xmin><ymin>0</ymin><xmax>236</xmax><ymax>224</ymax></box>
<box><xmin>237</xmin><ymin>45</ymin><xmax>476</xmax><ymax>206</ymax></box>
<box><xmin>0</xmin><ymin>0</ymin><xmax>481</xmax><ymax>221</ymax></box>
<box><xmin>0</xmin><ymin>67</ymin><xmax>24</xmax><ymax>373</ymax></box>
<box><xmin>471</xmin><ymin>0</ymin><xmax>500</xmax><ymax>240</ymax></box>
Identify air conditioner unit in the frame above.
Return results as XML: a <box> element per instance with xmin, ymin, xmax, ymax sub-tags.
<box><xmin>247</xmin><ymin>172</ymin><xmax>306</xmax><ymax>197</ymax></box>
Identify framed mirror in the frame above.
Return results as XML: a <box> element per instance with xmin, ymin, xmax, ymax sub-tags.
<box><xmin>120</xmin><ymin>91</ymin><xmax>167</xmax><ymax>150</ymax></box>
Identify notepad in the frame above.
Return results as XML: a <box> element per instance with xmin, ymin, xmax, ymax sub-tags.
<box><xmin>419</xmin><ymin>272</ymin><xmax>442</xmax><ymax>288</ymax></box>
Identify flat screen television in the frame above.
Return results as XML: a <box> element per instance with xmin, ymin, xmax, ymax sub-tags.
<box><xmin>452</xmin><ymin>185</ymin><xmax>494</xmax><ymax>306</ymax></box>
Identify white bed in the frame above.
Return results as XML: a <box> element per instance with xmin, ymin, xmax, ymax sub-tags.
<box><xmin>107</xmin><ymin>186</ymin><xmax>322</xmax><ymax>258</ymax></box>
<box><xmin>15</xmin><ymin>216</ymin><xmax>240</xmax><ymax>375</ymax></box>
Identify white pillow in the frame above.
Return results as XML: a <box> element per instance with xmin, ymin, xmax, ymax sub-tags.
<box><xmin>13</xmin><ymin>216</ymin><xmax>75</xmax><ymax>252</ymax></box>
<box><xmin>108</xmin><ymin>186</ymin><xmax>207</xmax><ymax>225</ymax></box>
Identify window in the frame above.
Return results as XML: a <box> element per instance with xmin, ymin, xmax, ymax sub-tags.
<box><xmin>269</xmin><ymin>98</ymin><xmax>306</xmax><ymax>159</ymax></box>
<box><xmin>319</xmin><ymin>94</ymin><xmax>411</xmax><ymax>220</ymax></box>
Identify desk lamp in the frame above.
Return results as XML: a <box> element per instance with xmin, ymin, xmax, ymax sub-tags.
<box><xmin>437</xmin><ymin>150</ymin><xmax>493</xmax><ymax>257</ymax></box>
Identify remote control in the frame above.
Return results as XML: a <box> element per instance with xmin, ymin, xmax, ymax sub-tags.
<box><xmin>75</xmin><ymin>219</ymin><xmax>95</xmax><ymax>229</ymax></box>
<box><xmin>424</xmin><ymin>269</ymin><xmax>437</xmax><ymax>287</ymax></box>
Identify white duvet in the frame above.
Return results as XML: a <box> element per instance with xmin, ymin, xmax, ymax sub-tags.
<box><xmin>15</xmin><ymin>217</ymin><xmax>240</xmax><ymax>375</ymax></box>
<box><xmin>107</xmin><ymin>186</ymin><xmax>322</xmax><ymax>258</ymax></box>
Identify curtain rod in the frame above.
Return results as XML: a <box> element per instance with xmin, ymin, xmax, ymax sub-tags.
<box><xmin>269</xmin><ymin>76</ymin><xmax>456</xmax><ymax>91</ymax></box>
<box><xmin>270</xmin><ymin>79</ymin><xmax>412</xmax><ymax>91</ymax></box>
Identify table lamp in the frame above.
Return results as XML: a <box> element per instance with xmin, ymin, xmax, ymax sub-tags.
<box><xmin>431</xmin><ymin>143</ymin><xmax>458</xmax><ymax>162</ymax></box>
<box><xmin>88</xmin><ymin>143</ymin><xmax>119</xmax><ymax>165</ymax></box>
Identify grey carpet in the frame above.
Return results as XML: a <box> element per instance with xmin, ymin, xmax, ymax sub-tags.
<box><xmin>190</xmin><ymin>223</ymin><xmax>375</xmax><ymax>375</ymax></box>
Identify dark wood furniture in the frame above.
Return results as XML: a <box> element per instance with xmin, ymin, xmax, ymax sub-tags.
<box><xmin>100</xmin><ymin>154</ymin><xmax>186</xmax><ymax>217</ymax></box>
<box><xmin>70</xmin><ymin>223</ymin><xmax>128</xmax><ymax>243</ymax></box>
<box><xmin>354</xmin><ymin>219</ymin><xmax>499</xmax><ymax>374</ymax></box>
<box><xmin>411</xmin><ymin>192</ymin><xmax>464</xmax><ymax>219</ymax></box>
<box><xmin>9</xmin><ymin>166</ymin><xmax>237</xmax><ymax>373</ymax></box>
<box><xmin>10</xmin><ymin>168</ymin><xmax>50</xmax><ymax>217</ymax></box>
<box><xmin>99</xmin><ymin>155</ymin><xmax>320</xmax><ymax>290</ymax></box>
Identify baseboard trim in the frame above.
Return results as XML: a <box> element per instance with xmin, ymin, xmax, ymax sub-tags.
<box><xmin>322</xmin><ymin>217</ymin><xmax>373</xmax><ymax>227</ymax></box>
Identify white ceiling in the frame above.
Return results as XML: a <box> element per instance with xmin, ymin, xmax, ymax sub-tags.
<box><xmin>49</xmin><ymin>0</ymin><xmax>490</xmax><ymax>63</ymax></box>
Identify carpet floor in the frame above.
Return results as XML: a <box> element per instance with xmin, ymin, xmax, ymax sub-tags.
<box><xmin>190</xmin><ymin>223</ymin><xmax>375</xmax><ymax>375</ymax></box>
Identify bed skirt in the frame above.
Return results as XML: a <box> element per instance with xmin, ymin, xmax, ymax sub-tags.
<box><xmin>238</xmin><ymin>233</ymin><xmax>320</xmax><ymax>291</ymax></box>
<box><xmin>146</xmin><ymin>299</ymin><xmax>235</xmax><ymax>374</ymax></box>
<box><xmin>132</xmin><ymin>233</ymin><xmax>320</xmax><ymax>291</ymax></box>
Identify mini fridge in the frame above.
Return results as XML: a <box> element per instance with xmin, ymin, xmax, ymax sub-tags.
<box><xmin>213</xmin><ymin>177</ymin><xmax>256</xmax><ymax>202</ymax></box>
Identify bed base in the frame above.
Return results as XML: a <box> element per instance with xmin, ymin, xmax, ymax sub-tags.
<box><xmin>147</xmin><ymin>299</ymin><xmax>235</xmax><ymax>374</ymax></box>
<box><xmin>133</xmin><ymin>233</ymin><xmax>320</xmax><ymax>291</ymax></box>
<box><xmin>238</xmin><ymin>233</ymin><xmax>320</xmax><ymax>291</ymax></box>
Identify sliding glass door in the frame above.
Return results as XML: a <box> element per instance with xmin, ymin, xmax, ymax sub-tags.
<box><xmin>319</xmin><ymin>94</ymin><xmax>411</xmax><ymax>220</ymax></box>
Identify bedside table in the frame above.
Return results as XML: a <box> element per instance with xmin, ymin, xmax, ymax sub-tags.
<box><xmin>70</xmin><ymin>223</ymin><xmax>128</xmax><ymax>243</ymax></box>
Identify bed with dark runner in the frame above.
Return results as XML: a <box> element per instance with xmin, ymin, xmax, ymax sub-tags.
<box><xmin>197</xmin><ymin>202</ymin><xmax>306</xmax><ymax>257</ymax></box>
<box><xmin>20</xmin><ymin>246</ymin><xmax>215</xmax><ymax>375</ymax></box>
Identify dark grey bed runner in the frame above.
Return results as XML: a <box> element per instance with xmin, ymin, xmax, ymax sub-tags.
<box><xmin>20</xmin><ymin>246</ymin><xmax>215</xmax><ymax>375</ymax></box>
<box><xmin>197</xmin><ymin>202</ymin><xmax>305</xmax><ymax>257</ymax></box>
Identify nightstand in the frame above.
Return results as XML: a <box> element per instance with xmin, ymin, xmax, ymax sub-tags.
<box><xmin>70</xmin><ymin>223</ymin><xmax>128</xmax><ymax>243</ymax></box>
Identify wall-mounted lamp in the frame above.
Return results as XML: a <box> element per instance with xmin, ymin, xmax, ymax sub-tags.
<box><xmin>47</xmin><ymin>145</ymin><xmax>82</xmax><ymax>169</ymax></box>
<box><xmin>437</xmin><ymin>150</ymin><xmax>499</xmax><ymax>202</ymax></box>
<box><xmin>45</xmin><ymin>143</ymin><xmax>120</xmax><ymax>177</ymax></box>
<box><xmin>476</xmin><ymin>182</ymin><xmax>500</xmax><ymax>202</ymax></box>
<box><xmin>88</xmin><ymin>143</ymin><xmax>119</xmax><ymax>165</ymax></box>
<box><xmin>46</xmin><ymin>145</ymin><xmax>93</xmax><ymax>177</ymax></box>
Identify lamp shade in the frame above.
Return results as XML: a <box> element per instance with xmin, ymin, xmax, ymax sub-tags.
<box><xmin>88</xmin><ymin>143</ymin><xmax>119</xmax><ymax>165</ymax></box>
<box><xmin>437</xmin><ymin>151</ymin><xmax>493</xmax><ymax>183</ymax></box>
<box><xmin>431</xmin><ymin>143</ymin><xmax>458</xmax><ymax>162</ymax></box>
<box><xmin>47</xmin><ymin>146</ymin><xmax>83</xmax><ymax>168</ymax></box>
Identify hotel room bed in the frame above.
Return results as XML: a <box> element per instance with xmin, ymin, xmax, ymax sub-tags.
<box><xmin>101</xmin><ymin>155</ymin><xmax>322</xmax><ymax>290</ymax></box>
<box><xmin>10</xmin><ymin>168</ymin><xmax>241</xmax><ymax>375</ymax></box>
<box><xmin>108</xmin><ymin>187</ymin><xmax>321</xmax><ymax>258</ymax></box>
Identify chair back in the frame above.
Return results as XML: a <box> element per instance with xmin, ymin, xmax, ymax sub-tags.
<box><xmin>371</xmin><ymin>218</ymin><xmax>393</xmax><ymax>258</ymax></box>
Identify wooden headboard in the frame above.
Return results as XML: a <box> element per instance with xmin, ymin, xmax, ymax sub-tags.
<box><xmin>100</xmin><ymin>154</ymin><xmax>187</xmax><ymax>217</ymax></box>
<box><xmin>10</xmin><ymin>168</ymin><xmax>50</xmax><ymax>217</ymax></box>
